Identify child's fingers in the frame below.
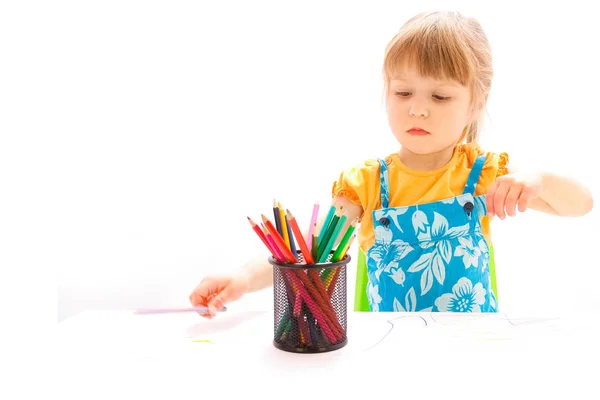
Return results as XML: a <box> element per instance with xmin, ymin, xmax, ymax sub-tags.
<box><xmin>189</xmin><ymin>288</ymin><xmax>215</xmax><ymax>319</ymax></box>
<box><xmin>517</xmin><ymin>186</ymin><xmax>535</xmax><ymax>212</ymax></box>
<box><xmin>207</xmin><ymin>285</ymin><xmax>236</xmax><ymax>316</ymax></box>
<box><xmin>505</xmin><ymin>185</ymin><xmax>523</xmax><ymax>217</ymax></box>
<box><xmin>493</xmin><ymin>181</ymin><xmax>511</xmax><ymax>219</ymax></box>
<box><xmin>189</xmin><ymin>280</ymin><xmax>216</xmax><ymax>307</ymax></box>
<box><xmin>486</xmin><ymin>182</ymin><xmax>498</xmax><ymax>217</ymax></box>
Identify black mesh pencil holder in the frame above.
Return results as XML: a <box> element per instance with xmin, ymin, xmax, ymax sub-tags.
<box><xmin>269</xmin><ymin>251</ymin><xmax>349</xmax><ymax>353</ymax></box>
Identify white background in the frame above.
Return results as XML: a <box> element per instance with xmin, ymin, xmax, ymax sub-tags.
<box><xmin>1</xmin><ymin>1</ymin><xmax>598</xmax><ymax>324</ymax></box>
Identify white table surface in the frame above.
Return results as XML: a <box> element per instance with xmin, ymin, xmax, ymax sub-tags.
<box><xmin>56</xmin><ymin>308</ymin><xmax>600</xmax><ymax>399</ymax></box>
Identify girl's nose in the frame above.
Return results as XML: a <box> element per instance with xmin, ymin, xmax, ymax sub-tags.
<box><xmin>409</xmin><ymin>102</ymin><xmax>429</xmax><ymax>118</ymax></box>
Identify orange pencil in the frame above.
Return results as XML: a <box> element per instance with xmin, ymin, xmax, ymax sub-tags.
<box><xmin>261</xmin><ymin>214</ymin><xmax>297</xmax><ymax>263</ymax></box>
<box><xmin>286</xmin><ymin>209</ymin><xmax>314</xmax><ymax>264</ymax></box>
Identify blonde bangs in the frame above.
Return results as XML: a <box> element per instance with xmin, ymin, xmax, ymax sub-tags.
<box><xmin>383</xmin><ymin>14</ymin><xmax>476</xmax><ymax>88</ymax></box>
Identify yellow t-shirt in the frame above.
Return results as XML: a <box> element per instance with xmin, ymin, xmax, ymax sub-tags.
<box><xmin>331</xmin><ymin>143</ymin><xmax>509</xmax><ymax>254</ymax></box>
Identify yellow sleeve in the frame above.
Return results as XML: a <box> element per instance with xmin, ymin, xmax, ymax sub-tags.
<box><xmin>331</xmin><ymin>158</ymin><xmax>381</xmax><ymax>219</ymax></box>
<box><xmin>461</xmin><ymin>143</ymin><xmax>510</xmax><ymax>194</ymax></box>
<box><xmin>496</xmin><ymin>152</ymin><xmax>509</xmax><ymax>178</ymax></box>
<box><xmin>478</xmin><ymin>151</ymin><xmax>510</xmax><ymax>195</ymax></box>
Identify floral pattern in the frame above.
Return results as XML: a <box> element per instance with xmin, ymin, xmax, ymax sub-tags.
<box><xmin>366</xmin><ymin>155</ymin><xmax>498</xmax><ymax>313</ymax></box>
<box><xmin>434</xmin><ymin>277</ymin><xmax>486</xmax><ymax>312</ymax></box>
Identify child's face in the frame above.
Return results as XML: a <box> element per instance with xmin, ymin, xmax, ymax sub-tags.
<box><xmin>386</xmin><ymin>62</ymin><xmax>476</xmax><ymax>155</ymax></box>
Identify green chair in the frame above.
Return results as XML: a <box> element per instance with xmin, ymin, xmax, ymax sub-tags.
<box><xmin>353</xmin><ymin>243</ymin><xmax>499</xmax><ymax>311</ymax></box>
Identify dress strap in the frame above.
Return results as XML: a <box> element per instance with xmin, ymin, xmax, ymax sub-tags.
<box><xmin>377</xmin><ymin>159</ymin><xmax>390</xmax><ymax>208</ymax></box>
<box><xmin>463</xmin><ymin>154</ymin><xmax>487</xmax><ymax>195</ymax></box>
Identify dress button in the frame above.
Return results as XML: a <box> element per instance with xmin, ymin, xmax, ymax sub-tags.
<box><xmin>379</xmin><ymin>217</ymin><xmax>390</xmax><ymax>227</ymax></box>
<box><xmin>463</xmin><ymin>202</ymin><xmax>474</xmax><ymax>213</ymax></box>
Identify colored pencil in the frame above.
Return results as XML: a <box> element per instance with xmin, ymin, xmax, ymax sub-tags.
<box><xmin>278</xmin><ymin>201</ymin><xmax>291</xmax><ymax>250</ymax></box>
<box><xmin>264</xmin><ymin>228</ymin><xmax>286</xmax><ymax>262</ymax></box>
<box><xmin>318</xmin><ymin>211</ymin><xmax>348</xmax><ymax>263</ymax></box>
<box><xmin>317</xmin><ymin>208</ymin><xmax>341</xmax><ymax>259</ymax></box>
<box><xmin>331</xmin><ymin>217</ymin><xmax>358</xmax><ymax>262</ymax></box>
<box><xmin>286</xmin><ymin>272</ymin><xmax>338</xmax><ymax>343</ymax></box>
<box><xmin>276</xmin><ymin>266</ymin><xmax>300</xmax><ymax>339</ymax></box>
<box><xmin>306</xmin><ymin>305</ymin><xmax>319</xmax><ymax>345</ymax></box>
<box><xmin>293</xmin><ymin>271</ymin><xmax>344</xmax><ymax>339</ymax></box>
<box><xmin>302</xmin><ymin>303</ymin><xmax>316</xmax><ymax>345</ymax></box>
<box><xmin>284</xmin><ymin>212</ymin><xmax>298</xmax><ymax>261</ymax></box>
<box><xmin>340</xmin><ymin>234</ymin><xmax>356</xmax><ymax>259</ymax></box>
<box><xmin>247</xmin><ymin>217</ymin><xmax>277</xmax><ymax>258</ymax></box>
<box><xmin>297</xmin><ymin>312</ymin><xmax>310</xmax><ymax>345</ymax></box>
<box><xmin>311</xmin><ymin>234</ymin><xmax>318</xmax><ymax>262</ymax></box>
<box><xmin>273</xmin><ymin>199</ymin><xmax>283</xmax><ymax>236</ymax></box>
<box><xmin>307</xmin><ymin>202</ymin><xmax>319</xmax><ymax>251</ymax></box>
<box><xmin>261</xmin><ymin>214</ymin><xmax>297</xmax><ymax>263</ymax></box>
<box><xmin>317</xmin><ymin>204</ymin><xmax>336</xmax><ymax>246</ymax></box>
<box><xmin>134</xmin><ymin>306</ymin><xmax>227</xmax><ymax>315</ymax></box>
<box><xmin>326</xmin><ymin>235</ymin><xmax>355</xmax><ymax>296</ymax></box>
<box><xmin>286</xmin><ymin>209</ymin><xmax>314</xmax><ymax>264</ymax></box>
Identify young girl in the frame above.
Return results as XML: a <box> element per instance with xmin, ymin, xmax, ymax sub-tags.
<box><xmin>189</xmin><ymin>11</ymin><xmax>593</xmax><ymax>316</ymax></box>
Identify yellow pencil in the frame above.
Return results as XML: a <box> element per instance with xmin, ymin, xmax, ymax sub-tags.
<box><xmin>278</xmin><ymin>201</ymin><xmax>291</xmax><ymax>249</ymax></box>
<box><xmin>340</xmin><ymin>234</ymin><xmax>356</xmax><ymax>259</ymax></box>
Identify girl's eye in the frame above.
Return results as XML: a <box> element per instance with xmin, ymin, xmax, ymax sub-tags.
<box><xmin>433</xmin><ymin>95</ymin><xmax>451</xmax><ymax>101</ymax></box>
<box><xmin>395</xmin><ymin>91</ymin><xmax>410</xmax><ymax>97</ymax></box>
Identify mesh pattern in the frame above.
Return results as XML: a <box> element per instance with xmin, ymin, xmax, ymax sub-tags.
<box><xmin>271</xmin><ymin>252</ymin><xmax>348</xmax><ymax>353</ymax></box>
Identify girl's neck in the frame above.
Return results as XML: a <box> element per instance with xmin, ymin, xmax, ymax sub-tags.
<box><xmin>398</xmin><ymin>144</ymin><xmax>457</xmax><ymax>172</ymax></box>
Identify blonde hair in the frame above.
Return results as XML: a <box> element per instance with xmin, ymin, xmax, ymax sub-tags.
<box><xmin>383</xmin><ymin>11</ymin><xmax>493</xmax><ymax>143</ymax></box>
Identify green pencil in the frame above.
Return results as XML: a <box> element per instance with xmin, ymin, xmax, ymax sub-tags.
<box><xmin>318</xmin><ymin>212</ymin><xmax>348</xmax><ymax>263</ymax></box>
<box><xmin>317</xmin><ymin>211</ymin><xmax>341</xmax><ymax>259</ymax></box>
<box><xmin>330</xmin><ymin>218</ymin><xmax>358</xmax><ymax>262</ymax></box>
<box><xmin>311</xmin><ymin>234</ymin><xmax>318</xmax><ymax>262</ymax></box>
<box><xmin>317</xmin><ymin>204</ymin><xmax>336</xmax><ymax>246</ymax></box>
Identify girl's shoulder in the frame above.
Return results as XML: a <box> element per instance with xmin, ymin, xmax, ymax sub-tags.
<box><xmin>331</xmin><ymin>154</ymin><xmax>396</xmax><ymax>204</ymax></box>
<box><xmin>457</xmin><ymin>143</ymin><xmax>509</xmax><ymax>177</ymax></box>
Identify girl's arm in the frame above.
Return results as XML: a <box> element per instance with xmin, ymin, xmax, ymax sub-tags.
<box><xmin>528</xmin><ymin>172</ymin><xmax>593</xmax><ymax>217</ymax></box>
<box><xmin>487</xmin><ymin>164</ymin><xmax>593</xmax><ymax>218</ymax></box>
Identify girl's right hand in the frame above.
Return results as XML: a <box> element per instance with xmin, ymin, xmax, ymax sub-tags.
<box><xmin>189</xmin><ymin>272</ymin><xmax>250</xmax><ymax>318</ymax></box>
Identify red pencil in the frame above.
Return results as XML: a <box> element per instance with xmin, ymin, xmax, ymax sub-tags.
<box><xmin>261</xmin><ymin>214</ymin><xmax>297</xmax><ymax>263</ymax></box>
<box><xmin>262</xmin><ymin>224</ymin><xmax>286</xmax><ymax>262</ymax></box>
<box><xmin>286</xmin><ymin>209</ymin><xmax>314</xmax><ymax>264</ymax></box>
<box><xmin>247</xmin><ymin>216</ymin><xmax>276</xmax><ymax>256</ymax></box>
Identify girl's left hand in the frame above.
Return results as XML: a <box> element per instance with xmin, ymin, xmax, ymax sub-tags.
<box><xmin>486</xmin><ymin>172</ymin><xmax>543</xmax><ymax>219</ymax></box>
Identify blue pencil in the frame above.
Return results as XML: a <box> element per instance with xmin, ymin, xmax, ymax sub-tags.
<box><xmin>273</xmin><ymin>199</ymin><xmax>283</xmax><ymax>236</ymax></box>
<box><xmin>285</xmin><ymin>213</ymin><xmax>299</xmax><ymax>260</ymax></box>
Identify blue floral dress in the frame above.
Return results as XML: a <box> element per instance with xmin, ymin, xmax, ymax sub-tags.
<box><xmin>366</xmin><ymin>155</ymin><xmax>498</xmax><ymax>313</ymax></box>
